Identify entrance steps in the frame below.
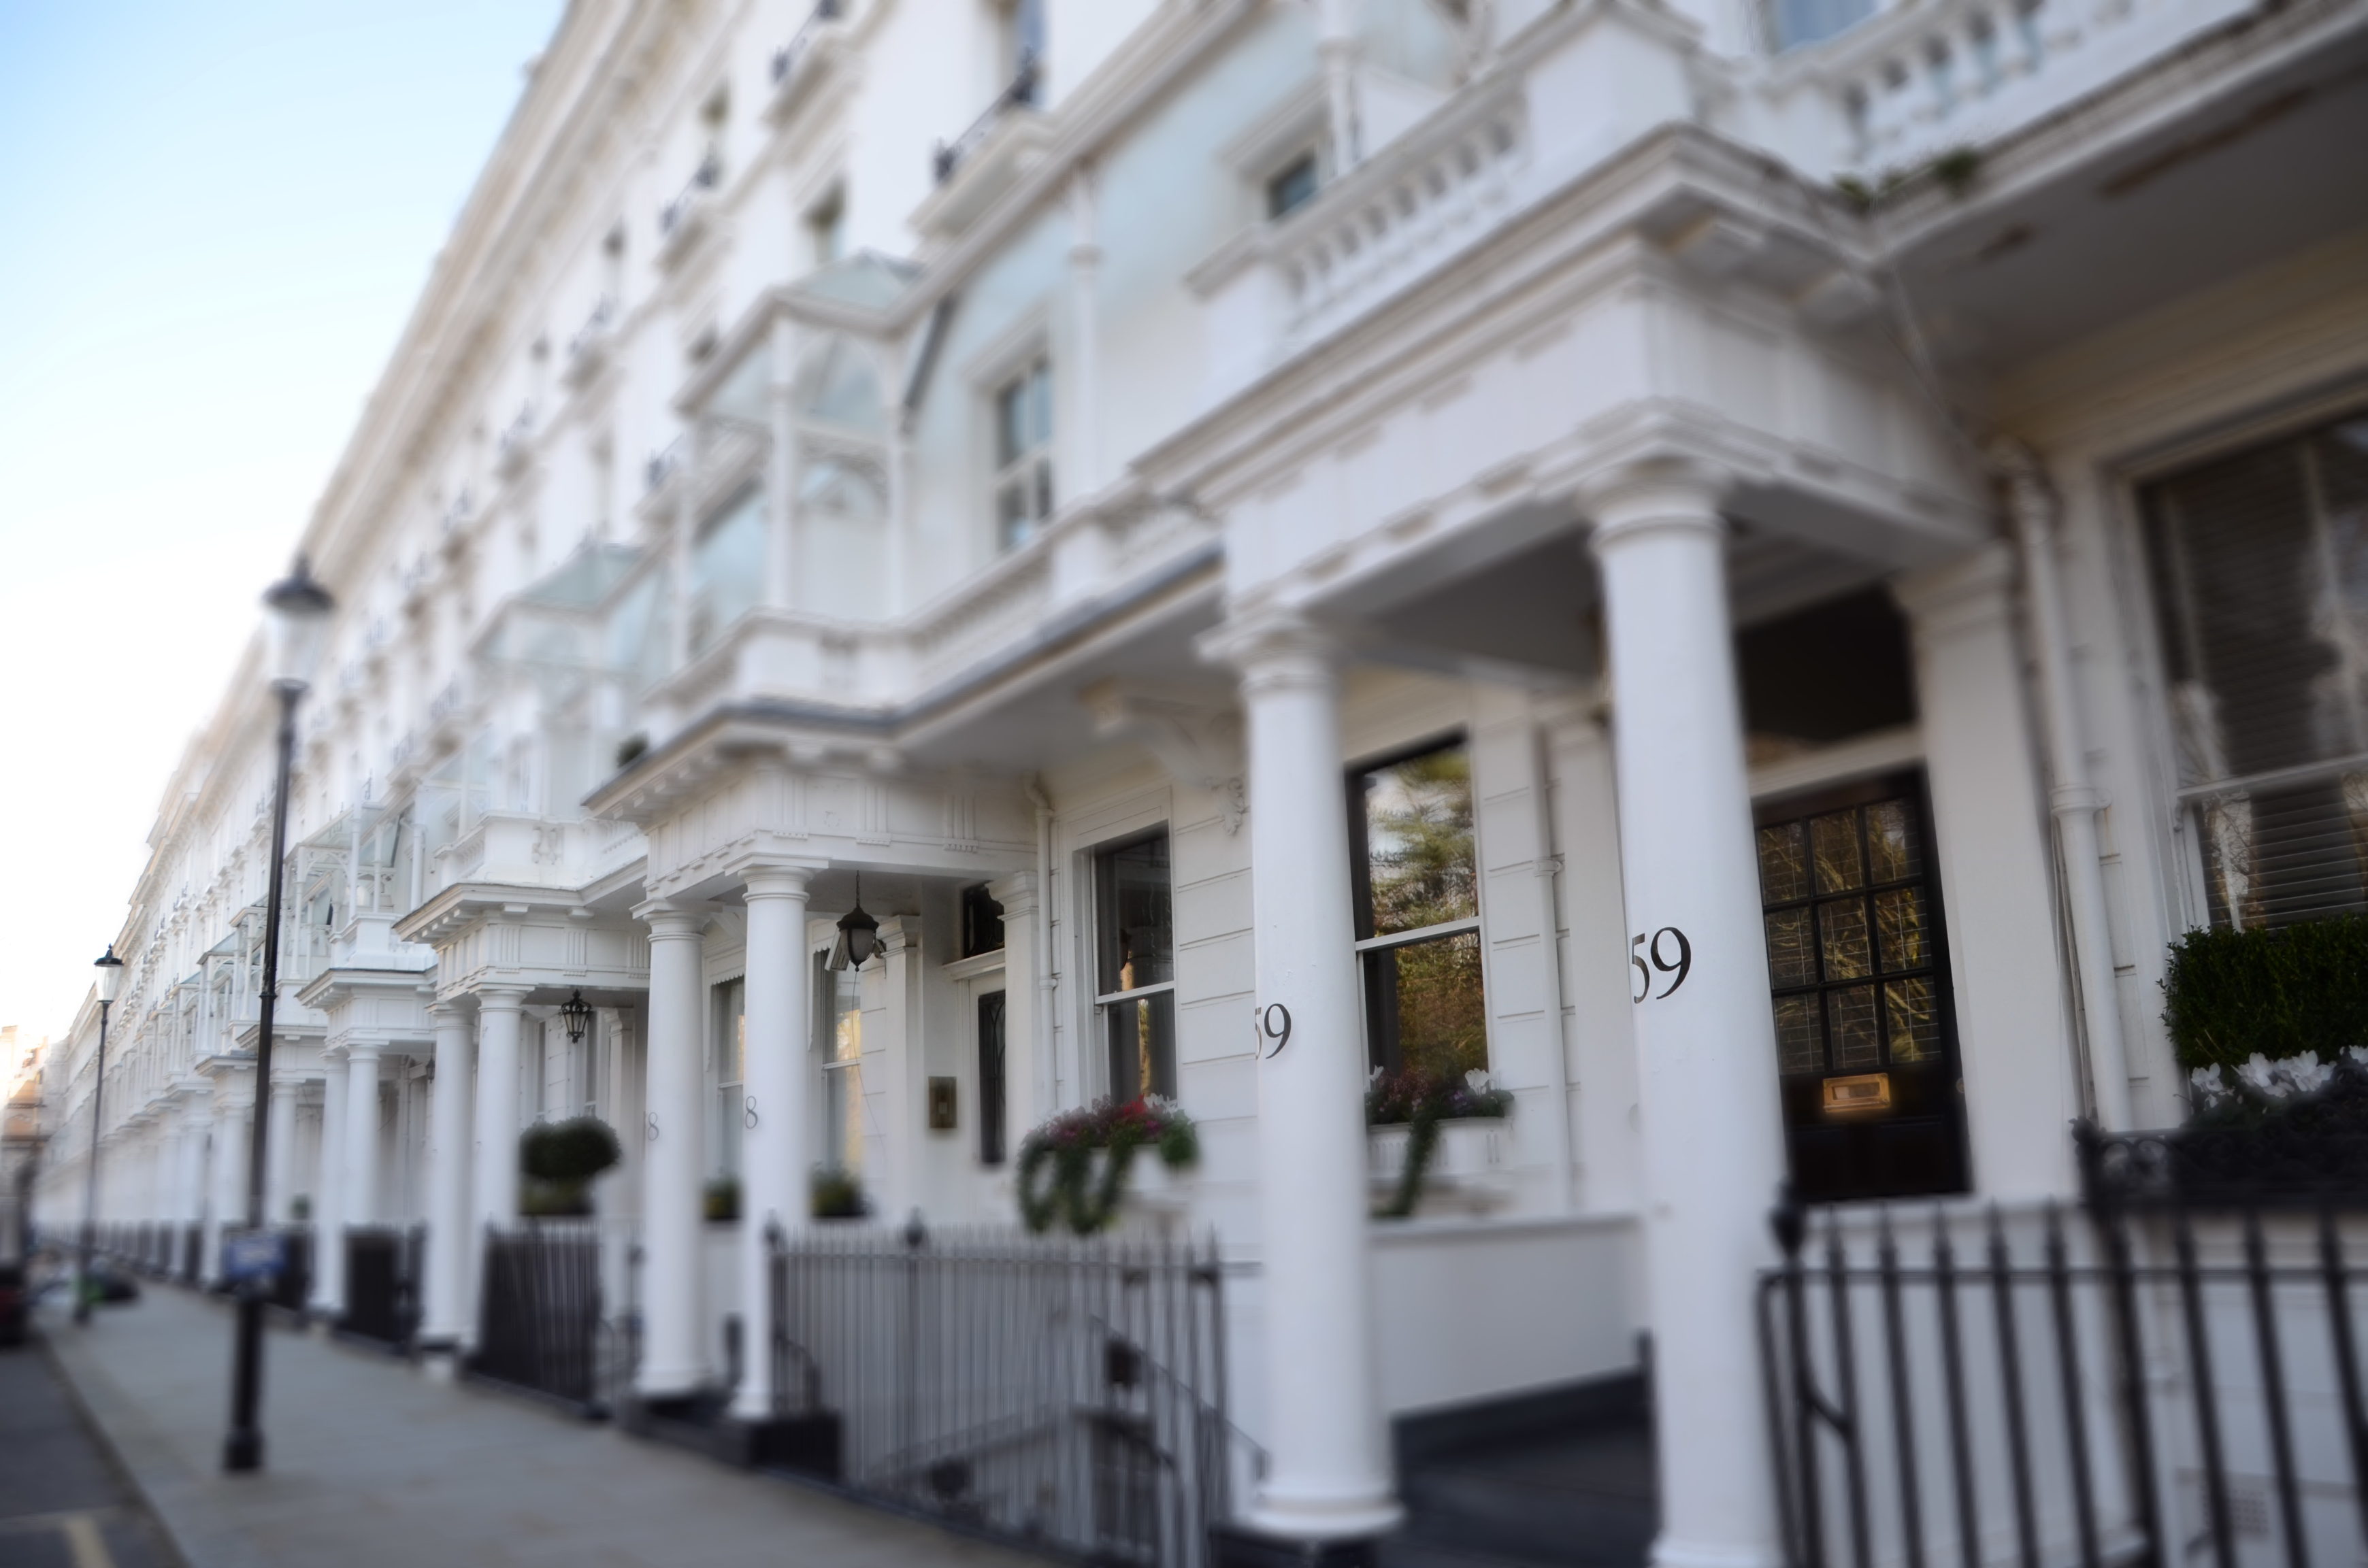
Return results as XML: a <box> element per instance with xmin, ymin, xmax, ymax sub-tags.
<box><xmin>1381</xmin><ymin>1372</ymin><xmax>1656</xmax><ymax>1568</ymax></box>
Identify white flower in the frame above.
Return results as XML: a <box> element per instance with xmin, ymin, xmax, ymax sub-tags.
<box><xmin>2189</xmin><ymin>1065</ymin><xmax>2229</xmax><ymax>1108</ymax></box>
<box><xmin>1463</xmin><ymin>1069</ymin><xmax>1493</xmax><ymax>1095</ymax></box>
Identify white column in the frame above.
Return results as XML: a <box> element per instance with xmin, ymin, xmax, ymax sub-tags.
<box><xmin>204</xmin><ymin>1089</ymin><xmax>251</xmax><ymax>1284</ymax></box>
<box><xmin>1997</xmin><ymin>444</ymin><xmax>2133</xmax><ymax>1129</ymax></box>
<box><xmin>878</xmin><ymin>916</ymin><xmax>926</xmax><ymax>1224</ymax></box>
<box><xmin>1220</xmin><ymin>615</ymin><xmax>1399</xmax><ymax>1543</ymax></box>
<box><xmin>1588</xmin><ymin>461</ymin><xmax>1786</xmax><ymax>1568</ymax></box>
<box><xmin>637</xmin><ymin>903</ymin><xmax>709</xmax><ymax>1399</ymax></box>
<box><xmin>265</xmin><ymin>1078</ymin><xmax>297</xmax><ymax>1224</ymax></box>
<box><xmin>421</xmin><ymin>1000</ymin><xmax>476</xmax><ymax>1350</ymax></box>
<box><xmin>1894</xmin><ymin>546</ymin><xmax>2085</xmax><ymax>1196</ymax></box>
<box><xmin>987</xmin><ymin>872</ymin><xmax>1043</xmax><ymax>1141</ymax></box>
<box><xmin>310</xmin><ymin>1049</ymin><xmax>350</xmax><ymax>1316</ymax></box>
<box><xmin>346</xmin><ymin>1041</ymin><xmax>383</xmax><ymax>1232</ymax></box>
<box><xmin>472</xmin><ymin>992</ymin><xmax>526</xmax><ymax>1239</ymax></box>
<box><xmin>731</xmin><ymin>863</ymin><xmax>818</xmax><ymax>1422</ymax></box>
<box><xmin>177</xmin><ymin>1107</ymin><xmax>208</xmax><ymax>1272</ymax></box>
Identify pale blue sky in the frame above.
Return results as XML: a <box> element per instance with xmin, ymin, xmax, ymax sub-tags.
<box><xmin>0</xmin><ymin>1</ymin><xmax>564</xmax><ymax>1044</ymax></box>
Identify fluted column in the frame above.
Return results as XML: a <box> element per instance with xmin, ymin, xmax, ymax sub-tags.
<box><xmin>1588</xmin><ymin>461</ymin><xmax>1786</xmax><ymax>1568</ymax></box>
<box><xmin>420</xmin><ymin>1000</ymin><xmax>476</xmax><ymax>1352</ymax></box>
<box><xmin>1215</xmin><ymin>614</ymin><xmax>1399</xmax><ymax>1547</ymax></box>
<box><xmin>637</xmin><ymin>902</ymin><xmax>709</xmax><ymax>1399</ymax></box>
<box><xmin>731</xmin><ymin>863</ymin><xmax>819</xmax><ymax>1422</ymax></box>
<box><xmin>471</xmin><ymin>992</ymin><xmax>527</xmax><ymax>1242</ymax></box>
<box><xmin>986</xmin><ymin>872</ymin><xmax>1043</xmax><ymax>1141</ymax></box>
<box><xmin>310</xmin><ymin>1049</ymin><xmax>350</xmax><ymax>1317</ymax></box>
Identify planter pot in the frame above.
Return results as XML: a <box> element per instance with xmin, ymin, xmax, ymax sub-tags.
<box><xmin>1368</xmin><ymin>1118</ymin><xmax>1511</xmax><ymax>1216</ymax></box>
<box><xmin>1124</xmin><ymin>1154</ymin><xmax>1197</xmax><ymax>1222</ymax></box>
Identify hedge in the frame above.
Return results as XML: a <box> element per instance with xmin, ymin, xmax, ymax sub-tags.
<box><xmin>2163</xmin><ymin>914</ymin><xmax>2368</xmax><ymax>1071</ymax></box>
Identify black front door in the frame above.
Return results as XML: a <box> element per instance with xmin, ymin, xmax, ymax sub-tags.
<box><xmin>1754</xmin><ymin>771</ymin><xmax>1968</xmax><ymax>1201</ymax></box>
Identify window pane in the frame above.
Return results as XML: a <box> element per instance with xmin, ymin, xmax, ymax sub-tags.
<box><xmin>1268</xmin><ymin>154</ymin><xmax>1319</xmax><ymax>219</ymax></box>
<box><xmin>1758</xmin><ymin>822</ymin><xmax>1809</xmax><ymax>903</ymax></box>
<box><xmin>1874</xmin><ymin>886</ymin><xmax>1927</xmax><ymax>972</ymax></box>
<box><xmin>978</xmin><ymin>991</ymin><xmax>1007</xmax><ymax>1167</ymax></box>
<box><xmin>1827</xmin><ymin>985</ymin><xmax>1880</xmax><ymax>1070</ymax></box>
<box><xmin>825</xmin><ymin>1062</ymin><xmax>865</xmax><ymax>1175</ymax></box>
<box><xmin>1775</xmin><ymin>994</ymin><xmax>1822</xmax><ymax>1075</ymax></box>
<box><xmin>998</xmin><ymin>480</ymin><xmax>1031</xmax><ymax>550</ymax></box>
<box><xmin>1866</xmin><ymin>800</ymin><xmax>1921</xmax><ymax>884</ymax></box>
<box><xmin>1096</xmin><ymin>832</ymin><xmax>1172</xmax><ymax>993</ymax></box>
<box><xmin>1811</xmin><ymin>811</ymin><xmax>1864</xmax><ymax>893</ymax></box>
<box><xmin>1358</xmin><ymin>743</ymin><xmax>1477</xmax><ymax>938</ymax></box>
<box><xmin>689</xmin><ymin>487</ymin><xmax>766</xmax><ymax>655</ymax></box>
<box><xmin>830</xmin><ymin>964</ymin><xmax>863</xmax><ymax>1063</ymax></box>
<box><xmin>1765</xmin><ymin>907</ymin><xmax>1815</xmax><ymax>988</ymax></box>
<box><xmin>1027</xmin><ymin>360</ymin><xmax>1052</xmax><ymax>448</ymax></box>
<box><xmin>1885</xmin><ymin>978</ymin><xmax>1938</xmax><ymax>1063</ymax></box>
<box><xmin>996</xmin><ymin>380</ymin><xmax>1027</xmax><ymax>467</ymax></box>
<box><xmin>1104</xmin><ymin>990</ymin><xmax>1175</xmax><ymax>1101</ymax></box>
<box><xmin>1362</xmin><ymin>929</ymin><xmax>1487</xmax><ymax>1077</ymax></box>
<box><xmin>1818</xmin><ymin>899</ymin><xmax>1871</xmax><ymax>980</ymax></box>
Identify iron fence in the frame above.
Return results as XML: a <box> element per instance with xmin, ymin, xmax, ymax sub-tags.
<box><xmin>475</xmin><ymin>1220</ymin><xmax>605</xmax><ymax>1412</ymax></box>
<box><xmin>344</xmin><ymin>1225</ymin><xmax>423</xmax><ymax>1347</ymax></box>
<box><xmin>181</xmin><ymin>1222</ymin><xmax>202</xmax><ymax>1285</ymax></box>
<box><xmin>1760</xmin><ymin>1180</ymin><xmax>2367</xmax><ymax>1568</ymax></box>
<box><xmin>761</xmin><ymin>1222</ymin><xmax>1245</xmax><ymax>1568</ymax></box>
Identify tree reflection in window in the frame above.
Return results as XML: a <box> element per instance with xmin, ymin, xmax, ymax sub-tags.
<box><xmin>1350</xmin><ymin>739</ymin><xmax>1487</xmax><ymax>1077</ymax></box>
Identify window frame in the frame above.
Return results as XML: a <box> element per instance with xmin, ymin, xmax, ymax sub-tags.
<box><xmin>991</xmin><ymin>354</ymin><xmax>1054</xmax><ymax>552</ymax></box>
<box><xmin>1345</xmin><ymin>733</ymin><xmax>1487</xmax><ymax>1076</ymax></box>
<box><xmin>816</xmin><ymin>948</ymin><xmax>867</xmax><ymax>1180</ymax></box>
<box><xmin>1091</xmin><ymin>826</ymin><xmax>1177</xmax><ymax>1102</ymax></box>
<box><xmin>710</xmin><ymin>975</ymin><xmax>746</xmax><ymax>1182</ymax></box>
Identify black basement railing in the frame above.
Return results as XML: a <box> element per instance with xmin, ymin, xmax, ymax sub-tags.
<box><xmin>343</xmin><ymin>1225</ymin><xmax>423</xmax><ymax>1348</ymax></box>
<box><xmin>1762</xmin><ymin>1120</ymin><xmax>2368</xmax><ymax>1568</ymax></box>
<box><xmin>763</xmin><ymin>1222</ymin><xmax>1250</xmax><ymax>1568</ymax></box>
<box><xmin>474</xmin><ymin>1220</ymin><xmax>605</xmax><ymax>1414</ymax></box>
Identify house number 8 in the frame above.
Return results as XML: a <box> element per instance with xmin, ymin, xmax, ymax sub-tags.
<box><xmin>1630</xmin><ymin>927</ymin><xmax>1693</xmax><ymax>1002</ymax></box>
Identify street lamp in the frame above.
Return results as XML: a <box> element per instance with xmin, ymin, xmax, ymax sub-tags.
<box><xmin>224</xmin><ymin>556</ymin><xmax>333</xmax><ymax>1475</ymax></box>
<box><xmin>74</xmin><ymin>945</ymin><xmax>126</xmax><ymax>1327</ymax></box>
<box><xmin>825</xmin><ymin>874</ymin><xmax>881</xmax><ymax>971</ymax></box>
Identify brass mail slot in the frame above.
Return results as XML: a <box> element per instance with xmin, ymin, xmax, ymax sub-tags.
<box><xmin>1822</xmin><ymin>1072</ymin><xmax>1893</xmax><ymax>1118</ymax></box>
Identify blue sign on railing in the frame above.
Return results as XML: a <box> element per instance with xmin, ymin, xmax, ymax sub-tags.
<box><xmin>220</xmin><ymin>1231</ymin><xmax>284</xmax><ymax>1284</ymax></box>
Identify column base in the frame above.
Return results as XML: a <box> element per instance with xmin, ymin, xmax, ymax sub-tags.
<box><xmin>416</xmin><ymin>1341</ymin><xmax>461</xmax><ymax>1383</ymax></box>
<box><xmin>1211</xmin><ymin>1522</ymin><xmax>1383</xmax><ymax>1568</ymax></box>
<box><xmin>1649</xmin><ymin>1535</ymin><xmax>1788</xmax><ymax>1568</ymax></box>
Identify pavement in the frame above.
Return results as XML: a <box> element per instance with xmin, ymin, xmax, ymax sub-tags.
<box><xmin>31</xmin><ymin>1283</ymin><xmax>1041</xmax><ymax>1568</ymax></box>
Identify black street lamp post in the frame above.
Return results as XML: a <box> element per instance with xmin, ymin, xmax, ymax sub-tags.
<box><xmin>223</xmin><ymin>556</ymin><xmax>333</xmax><ymax>1475</ymax></box>
<box><xmin>74</xmin><ymin>946</ymin><xmax>127</xmax><ymax>1327</ymax></box>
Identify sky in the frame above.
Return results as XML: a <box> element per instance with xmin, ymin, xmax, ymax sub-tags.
<box><xmin>0</xmin><ymin>1</ymin><xmax>565</xmax><ymax>1045</ymax></box>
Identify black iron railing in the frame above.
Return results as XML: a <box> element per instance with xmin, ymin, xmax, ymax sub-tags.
<box><xmin>181</xmin><ymin>1222</ymin><xmax>202</xmax><ymax>1285</ymax></box>
<box><xmin>770</xmin><ymin>0</ymin><xmax>842</xmax><ymax>86</ymax></box>
<box><xmin>763</xmin><ymin>1222</ymin><xmax>1245</xmax><ymax>1568</ymax></box>
<box><xmin>344</xmin><ymin>1225</ymin><xmax>423</xmax><ymax>1347</ymax></box>
<box><xmin>932</xmin><ymin>55</ymin><xmax>1039</xmax><ymax>184</ymax></box>
<box><xmin>1760</xmin><ymin>1179</ymin><xmax>2368</xmax><ymax>1568</ymax></box>
<box><xmin>475</xmin><ymin>1221</ymin><xmax>605</xmax><ymax>1412</ymax></box>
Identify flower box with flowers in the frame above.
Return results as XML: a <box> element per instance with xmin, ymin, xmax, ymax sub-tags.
<box><xmin>1016</xmin><ymin>1097</ymin><xmax>1200</xmax><ymax>1235</ymax></box>
<box><xmin>1367</xmin><ymin>1069</ymin><xmax>1513</xmax><ymax>1218</ymax></box>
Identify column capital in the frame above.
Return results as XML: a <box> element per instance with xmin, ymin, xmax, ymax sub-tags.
<box><xmin>878</xmin><ymin>913</ymin><xmax>925</xmax><ymax>957</ymax></box>
<box><xmin>985</xmin><ymin>870</ymin><xmax>1039</xmax><ymax>918</ymax></box>
<box><xmin>427</xmin><ymin>997</ymin><xmax>470</xmax><ymax>1024</ymax></box>
<box><xmin>634</xmin><ymin>899</ymin><xmax>708</xmax><ymax>941</ymax></box>
<box><xmin>475</xmin><ymin>985</ymin><xmax>529</xmax><ymax>1014</ymax></box>
<box><xmin>1581</xmin><ymin>456</ymin><xmax>1734</xmax><ymax>553</ymax></box>
<box><xmin>736</xmin><ymin>858</ymin><xmax>827</xmax><ymax>900</ymax></box>
<box><xmin>1198</xmin><ymin>609</ymin><xmax>1345</xmax><ymax>694</ymax></box>
<box><xmin>1890</xmin><ymin>541</ymin><xmax>2016</xmax><ymax>640</ymax></box>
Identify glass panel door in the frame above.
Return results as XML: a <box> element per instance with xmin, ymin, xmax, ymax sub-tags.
<box><xmin>1756</xmin><ymin>772</ymin><xmax>1967</xmax><ymax>1200</ymax></box>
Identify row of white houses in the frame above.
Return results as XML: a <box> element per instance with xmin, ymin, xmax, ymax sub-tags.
<box><xmin>34</xmin><ymin>0</ymin><xmax>2368</xmax><ymax>1562</ymax></box>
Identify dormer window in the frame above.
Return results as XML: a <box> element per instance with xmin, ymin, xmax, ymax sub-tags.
<box><xmin>1267</xmin><ymin>152</ymin><xmax>1321</xmax><ymax>220</ymax></box>
<box><xmin>993</xmin><ymin>355</ymin><xmax>1053</xmax><ymax>551</ymax></box>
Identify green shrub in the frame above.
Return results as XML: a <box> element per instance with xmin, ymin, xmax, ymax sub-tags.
<box><xmin>704</xmin><ymin>1176</ymin><xmax>740</xmax><ymax>1223</ymax></box>
<box><xmin>811</xmin><ymin>1167</ymin><xmax>868</xmax><ymax>1220</ymax></box>
<box><xmin>521</xmin><ymin>1117</ymin><xmax>621</xmax><ymax>1184</ymax></box>
<box><xmin>2163</xmin><ymin>916</ymin><xmax>2368</xmax><ymax>1071</ymax></box>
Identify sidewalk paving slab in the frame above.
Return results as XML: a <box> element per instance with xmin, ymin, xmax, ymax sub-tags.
<box><xmin>39</xmin><ymin>1286</ymin><xmax>1042</xmax><ymax>1568</ymax></box>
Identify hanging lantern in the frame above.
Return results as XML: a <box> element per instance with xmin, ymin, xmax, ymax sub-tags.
<box><xmin>827</xmin><ymin>875</ymin><xmax>882</xmax><ymax>971</ymax></box>
<box><xmin>559</xmin><ymin>988</ymin><xmax>593</xmax><ymax>1044</ymax></box>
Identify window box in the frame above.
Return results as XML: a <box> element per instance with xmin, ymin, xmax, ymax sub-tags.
<box><xmin>1368</xmin><ymin>1118</ymin><xmax>1511</xmax><ymax>1216</ymax></box>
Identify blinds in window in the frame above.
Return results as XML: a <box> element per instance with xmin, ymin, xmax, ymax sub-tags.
<box><xmin>2144</xmin><ymin>415</ymin><xmax>2368</xmax><ymax>928</ymax></box>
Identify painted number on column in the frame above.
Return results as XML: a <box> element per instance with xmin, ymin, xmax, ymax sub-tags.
<box><xmin>646</xmin><ymin>1112</ymin><xmax>660</xmax><ymax>1143</ymax></box>
<box><xmin>1630</xmin><ymin>927</ymin><xmax>1693</xmax><ymax>1003</ymax></box>
<box><xmin>744</xmin><ymin>1095</ymin><xmax>759</xmax><ymax>1129</ymax></box>
<box><xmin>1257</xmin><ymin>1003</ymin><xmax>1294</xmax><ymax>1058</ymax></box>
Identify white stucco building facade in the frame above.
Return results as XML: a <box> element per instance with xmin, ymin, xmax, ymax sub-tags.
<box><xmin>34</xmin><ymin>0</ymin><xmax>2368</xmax><ymax>1562</ymax></box>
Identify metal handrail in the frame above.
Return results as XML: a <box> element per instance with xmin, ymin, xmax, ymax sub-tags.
<box><xmin>932</xmin><ymin>53</ymin><xmax>1038</xmax><ymax>184</ymax></box>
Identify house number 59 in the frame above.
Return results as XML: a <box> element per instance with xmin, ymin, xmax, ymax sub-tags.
<box><xmin>1630</xmin><ymin>927</ymin><xmax>1692</xmax><ymax>1002</ymax></box>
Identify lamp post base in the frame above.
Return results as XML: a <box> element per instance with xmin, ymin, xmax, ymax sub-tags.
<box><xmin>223</xmin><ymin>1428</ymin><xmax>263</xmax><ymax>1472</ymax></box>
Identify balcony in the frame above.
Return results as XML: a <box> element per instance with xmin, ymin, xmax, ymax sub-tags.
<box><xmin>563</xmin><ymin>296</ymin><xmax>616</xmax><ymax>389</ymax></box>
<box><xmin>656</xmin><ymin>152</ymin><xmax>722</xmax><ymax>271</ymax></box>
<box><xmin>495</xmin><ymin>403</ymin><xmax>536</xmax><ymax>480</ymax></box>
<box><xmin>433</xmin><ymin>811</ymin><xmax>645</xmax><ymax>895</ymax></box>
<box><xmin>765</xmin><ymin>0</ymin><xmax>847</xmax><ymax>126</ymax></box>
<box><xmin>913</xmin><ymin>57</ymin><xmax>1049</xmax><ymax>239</ymax></box>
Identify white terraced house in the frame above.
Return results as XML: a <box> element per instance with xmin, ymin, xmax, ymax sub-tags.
<box><xmin>32</xmin><ymin>0</ymin><xmax>2368</xmax><ymax>1564</ymax></box>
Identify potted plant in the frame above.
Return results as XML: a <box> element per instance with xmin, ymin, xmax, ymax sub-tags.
<box><xmin>1367</xmin><ymin>1067</ymin><xmax>1512</xmax><ymax>1219</ymax></box>
<box><xmin>811</xmin><ymin>1167</ymin><xmax>868</xmax><ymax>1220</ymax></box>
<box><xmin>1015</xmin><ymin>1097</ymin><xmax>1199</xmax><ymax>1235</ymax></box>
<box><xmin>703</xmin><ymin>1175</ymin><xmax>742</xmax><ymax>1223</ymax></box>
<box><xmin>520</xmin><ymin>1116</ymin><xmax>621</xmax><ymax>1216</ymax></box>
